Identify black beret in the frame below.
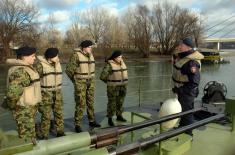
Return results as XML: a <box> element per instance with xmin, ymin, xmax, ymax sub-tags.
<box><xmin>44</xmin><ymin>48</ymin><xmax>59</xmax><ymax>59</ymax></box>
<box><xmin>16</xmin><ymin>46</ymin><xmax>36</xmax><ymax>56</ymax></box>
<box><xmin>108</xmin><ymin>50</ymin><xmax>122</xmax><ymax>60</ymax></box>
<box><xmin>180</xmin><ymin>37</ymin><xmax>195</xmax><ymax>48</ymax></box>
<box><xmin>80</xmin><ymin>40</ymin><xmax>94</xmax><ymax>48</ymax></box>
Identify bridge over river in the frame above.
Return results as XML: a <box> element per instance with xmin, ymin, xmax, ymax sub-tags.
<box><xmin>204</xmin><ymin>38</ymin><xmax>235</xmax><ymax>51</ymax></box>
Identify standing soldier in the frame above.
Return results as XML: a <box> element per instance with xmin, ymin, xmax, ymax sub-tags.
<box><xmin>35</xmin><ymin>48</ymin><xmax>65</xmax><ymax>139</ymax></box>
<box><xmin>172</xmin><ymin>37</ymin><xmax>204</xmax><ymax>136</ymax></box>
<box><xmin>6</xmin><ymin>46</ymin><xmax>41</xmax><ymax>144</ymax></box>
<box><xmin>66</xmin><ymin>40</ymin><xmax>101</xmax><ymax>133</ymax></box>
<box><xmin>100</xmin><ymin>50</ymin><xmax>128</xmax><ymax>126</ymax></box>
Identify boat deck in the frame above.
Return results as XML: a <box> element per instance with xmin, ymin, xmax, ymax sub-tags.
<box><xmin>1</xmin><ymin>100</ymin><xmax>234</xmax><ymax>155</ymax></box>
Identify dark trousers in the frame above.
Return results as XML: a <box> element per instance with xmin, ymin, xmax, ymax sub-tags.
<box><xmin>177</xmin><ymin>92</ymin><xmax>195</xmax><ymax>135</ymax></box>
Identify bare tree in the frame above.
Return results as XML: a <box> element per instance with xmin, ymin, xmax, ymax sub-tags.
<box><xmin>48</xmin><ymin>29</ymin><xmax>63</xmax><ymax>47</ymax></box>
<box><xmin>47</xmin><ymin>14</ymin><xmax>62</xmax><ymax>47</ymax></box>
<box><xmin>192</xmin><ymin>15</ymin><xmax>205</xmax><ymax>47</ymax></box>
<box><xmin>122</xmin><ymin>9</ymin><xmax>136</xmax><ymax>49</ymax></box>
<box><xmin>64</xmin><ymin>26</ymin><xmax>89</xmax><ymax>48</ymax></box>
<box><xmin>102</xmin><ymin>17</ymin><xmax>126</xmax><ymax>48</ymax></box>
<box><xmin>123</xmin><ymin>5</ymin><xmax>153</xmax><ymax>57</ymax></box>
<box><xmin>152</xmin><ymin>2</ymin><xmax>179</xmax><ymax>54</ymax></box>
<box><xmin>80</xmin><ymin>7</ymin><xmax>111</xmax><ymax>44</ymax></box>
<box><xmin>40</xmin><ymin>14</ymin><xmax>63</xmax><ymax>48</ymax></box>
<box><xmin>64</xmin><ymin>30</ymin><xmax>74</xmax><ymax>47</ymax></box>
<box><xmin>175</xmin><ymin>9</ymin><xmax>199</xmax><ymax>40</ymax></box>
<box><xmin>69</xmin><ymin>11</ymin><xmax>83</xmax><ymax>46</ymax></box>
<box><xmin>0</xmin><ymin>0</ymin><xmax>38</xmax><ymax>62</ymax></box>
<box><xmin>15</xmin><ymin>25</ymin><xmax>41</xmax><ymax>47</ymax></box>
<box><xmin>152</xmin><ymin>2</ymin><xmax>203</xmax><ymax>54</ymax></box>
<box><xmin>132</xmin><ymin>5</ymin><xmax>153</xmax><ymax>58</ymax></box>
<box><xmin>64</xmin><ymin>11</ymin><xmax>91</xmax><ymax>48</ymax></box>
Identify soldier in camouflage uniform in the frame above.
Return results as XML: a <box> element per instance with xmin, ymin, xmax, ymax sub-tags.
<box><xmin>34</xmin><ymin>48</ymin><xmax>65</xmax><ymax>139</ymax></box>
<box><xmin>100</xmin><ymin>50</ymin><xmax>128</xmax><ymax>126</ymax></box>
<box><xmin>6</xmin><ymin>46</ymin><xmax>41</xmax><ymax>145</ymax></box>
<box><xmin>66</xmin><ymin>40</ymin><xmax>101</xmax><ymax>133</ymax></box>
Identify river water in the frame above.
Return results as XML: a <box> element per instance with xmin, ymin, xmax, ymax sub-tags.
<box><xmin>0</xmin><ymin>53</ymin><xmax>235</xmax><ymax>129</ymax></box>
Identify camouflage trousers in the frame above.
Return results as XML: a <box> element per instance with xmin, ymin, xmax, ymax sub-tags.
<box><xmin>12</xmin><ymin>105</ymin><xmax>37</xmax><ymax>139</ymax></box>
<box><xmin>74</xmin><ymin>79</ymin><xmax>95</xmax><ymax>126</ymax></box>
<box><xmin>107</xmin><ymin>85</ymin><xmax>127</xmax><ymax>117</ymax></box>
<box><xmin>38</xmin><ymin>90</ymin><xmax>64</xmax><ymax>137</ymax></box>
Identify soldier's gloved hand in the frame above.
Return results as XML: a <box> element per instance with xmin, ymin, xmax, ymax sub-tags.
<box><xmin>6</xmin><ymin>100</ymin><xmax>17</xmax><ymax>110</ymax></box>
<box><xmin>1</xmin><ymin>96</ymin><xmax>8</xmax><ymax>109</ymax></box>
<box><xmin>172</xmin><ymin>87</ymin><xmax>179</xmax><ymax>94</ymax></box>
<box><xmin>71</xmin><ymin>78</ymin><xmax>75</xmax><ymax>83</ymax></box>
<box><xmin>102</xmin><ymin>79</ymin><xmax>107</xmax><ymax>83</ymax></box>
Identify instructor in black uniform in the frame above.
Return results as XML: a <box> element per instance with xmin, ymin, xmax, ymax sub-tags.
<box><xmin>172</xmin><ymin>37</ymin><xmax>204</xmax><ymax>136</ymax></box>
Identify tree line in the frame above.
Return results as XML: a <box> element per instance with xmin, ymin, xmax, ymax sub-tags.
<box><xmin>0</xmin><ymin>0</ymin><xmax>204</xmax><ymax>62</ymax></box>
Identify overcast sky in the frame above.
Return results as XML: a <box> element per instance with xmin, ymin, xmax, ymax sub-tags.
<box><xmin>28</xmin><ymin>0</ymin><xmax>235</xmax><ymax>38</ymax></box>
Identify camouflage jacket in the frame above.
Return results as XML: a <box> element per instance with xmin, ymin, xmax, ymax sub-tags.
<box><xmin>34</xmin><ymin>61</ymin><xmax>56</xmax><ymax>78</ymax></box>
<box><xmin>34</xmin><ymin>62</ymin><xmax>44</xmax><ymax>78</ymax></box>
<box><xmin>6</xmin><ymin>68</ymin><xmax>31</xmax><ymax>109</ymax></box>
<box><xmin>65</xmin><ymin>51</ymin><xmax>91</xmax><ymax>82</ymax></box>
<box><xmin>100</xmin><ymin>63</ymin><xmax>112</xmax><ymax>83</ymax></box>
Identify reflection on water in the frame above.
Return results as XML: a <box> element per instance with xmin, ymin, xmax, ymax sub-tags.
<box><xmin>1</xmin><ymin>56</ymin><xmax>235</xmax><ymax>119</ymax></box>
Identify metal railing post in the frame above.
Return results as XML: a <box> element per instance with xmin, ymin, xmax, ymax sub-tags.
<box><xmin>138</xmin><ymin>79</ymin><xmax>142</xmax><ymax>107</ymax></box>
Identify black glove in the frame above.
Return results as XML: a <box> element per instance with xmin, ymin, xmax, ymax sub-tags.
<box><xmin>71</xmin><ymin>78</ymin><xmax>75</xmax><ymax>83</ymax></box>
<box><xmin>1</xmin><ymin>96</ymin><xmax>8</xmax><ymax>109</ymax></box>
<box><xmin>1</xmin><ymin>96</ymin><xmax>16</xmax><ymax>110</ymax></box>
<box><xmin>172</xmin><ymin>87</ymin><xmax>179</xmax><ymax>94</ymax></box>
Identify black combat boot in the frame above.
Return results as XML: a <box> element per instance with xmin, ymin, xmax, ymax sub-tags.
<box><xmin>89</xmin><ymin>121</ymin><xmax>101</xmax><ymax>128</ymax></box>
<box><xmin>37</xmin><ymin>135</ymin><xmax>48</xmax><ymax>140</ymax></box>
<box><xmin>75</xmin><ymin>126</ymin><xmax>82</xmax><ymax>133</ymax></box>
<box><xmin>116</xmin><ymin>115</ymin><xmax>127</xmax><ymax>122</ymax></box>
<box><xmin>50</xmin><ymin>120</ymin><xmax>56</xmax><ymax>134</ymax></box>
<box><xmin>57</xmin><ymin>132</ymin><xmax>66</xmax><ymax>137</ymax></box>
<box><xmin>108</xmin><ymin>117</ymin><xmax>115</xmax><ymax>126</ymax></box>
<box><xmin>36</xmin><ymin>132</ymin><xmax>48</xmax><ymax>140</ymax></box>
